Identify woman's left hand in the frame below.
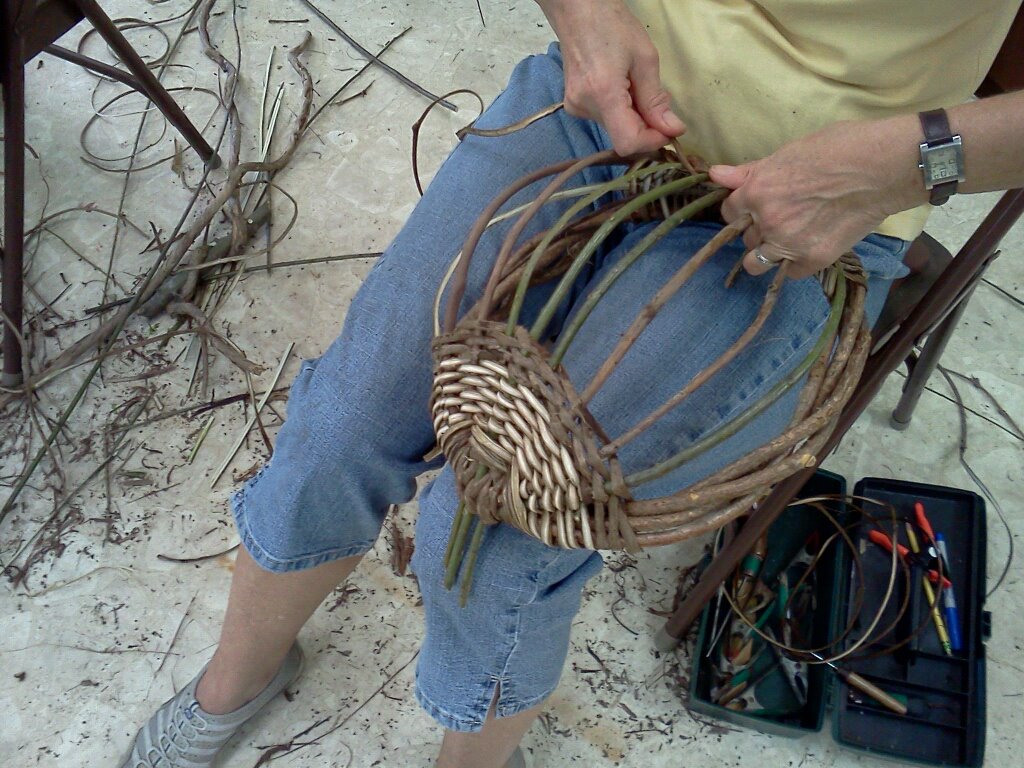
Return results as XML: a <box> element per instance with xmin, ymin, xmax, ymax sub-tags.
<box><xmin>710</xmin><ymin>117</ymin><xmax>928</xmax><ymax>279</ymax></box>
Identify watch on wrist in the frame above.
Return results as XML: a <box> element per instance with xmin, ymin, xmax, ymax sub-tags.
<box><xmin>918</xmin><ymin>108</ymin><xmax>965</xmax><ymax>206</ymax></box>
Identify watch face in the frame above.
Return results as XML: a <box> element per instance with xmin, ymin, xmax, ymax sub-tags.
<box><xmin>925</xmin><ymin>144</ymin><xmax>963</xmax><ymax>183</ymax></box>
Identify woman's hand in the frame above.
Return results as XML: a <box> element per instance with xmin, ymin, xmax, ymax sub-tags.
<box><xmin>711</xmin><ymin>117</ymin><xmax>928</xmax><ymax>279</ymax></box>
<box><xmin>537</xmin><ymin>0</ymin><xmax>685</xmax><ymax>155</ymax></box>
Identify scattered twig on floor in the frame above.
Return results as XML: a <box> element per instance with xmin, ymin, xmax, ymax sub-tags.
<box><xmin>298</xmin><ymin>0</ymin><xmax>456</xmax><ymax>110</ymax></box>
<box><xmin>301</xmin><ymin>28</ymin><xmax>411</xmax><ymax>136</ymax></box>
<box><xmin>252</xmin><ymin>718</ymin><xmax>338</xmax><ymax>768</ymax></box>
<box><xmin>72</xmin><ymin>246</ymin><xmax>380</xmax><ymax>313</ymax></box>
<box><xmin>327</xmin><ymin>584</ymin><xmax>361</xmax><ymax>611</ymax></box>
<box><xmin>14</xmin><ymin>565</ymin><xmax>140</xmax><ymax>599</ymax></box>
<box><xmin>128</xmin><ymin>481</ymin><xmax>184</xmax><ymax>503</ymax></box>
<box><xmin>981</xmin><ymin>277</ymin><xmax>1024</xmax><ymax>309</ymax></box>
<box><xmin>149</xmin><ymin>593</ymin><xmax>198</xmax><ymax>688</ymax></box>
<box><xmin>610</xmin><ymin>596</ymin><xmax>639</xmax><ymax>636</ymax></box>
<box><xmin>1</xmin><ymin>642</ymin><xmax>181</xmax><ymax>657</ymax></box>
<box><xmin>939</xmin><ymin>365</ymin><xmax>1024</xmax><ymax>440</ymax></box>
<box><xmin>200</xmin><ymin>251</ymin><xmax>383</xmax><ymax>282</ymax></box>
<box><xmin>386</xmin><ymin>511</ymin><xmax>415</xmax><ymax>577</ymax></box>
<box><xmin>251</xmin><ymin>650</ymin><xmax>419</xmax><ymax>766</ymax></box>
<box><xmin>157</xmin><ymin>543</ymin><xmax>239</xmax><ymax>564</ymax></box>
<box><xmin>3</xmin><ymin>394</ymin><xmax>154</xmax><ymax>584</ymax></box>
<box><xmin>187</xmin><ymin>414</ymin><xmax>216</xmax><ymax>463</ymax></box>
<box><xmin>209</xmin><ymin>343</ymin><xmax>294</xmax><ymax>487</ymax></box>
<box><xmin>648</xmin><ymin>562</ymin><xmax>699</xmax><ymax>618</ymax></box>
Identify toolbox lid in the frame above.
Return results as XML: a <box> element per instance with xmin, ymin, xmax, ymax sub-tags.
<box><xmin>829</xmin><ymin>478</ymin><xmax>988</xmax><ymax>767</ymax></box>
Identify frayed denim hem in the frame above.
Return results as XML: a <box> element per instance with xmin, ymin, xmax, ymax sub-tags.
<box><xmin>415</xmin><ymin>679</ymin><xmax>557</xmax><ymax>733</ymax></box>
<box><xmin>231</xmin><ymin>482</ymin><xmax>376</xmax><ymax>573</ymax></box>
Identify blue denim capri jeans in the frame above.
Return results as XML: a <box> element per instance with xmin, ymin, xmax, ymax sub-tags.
<box><xmin>230</xmin><ymin>44</ymin><xmax>910</xmax><ymax>732</ymax></box>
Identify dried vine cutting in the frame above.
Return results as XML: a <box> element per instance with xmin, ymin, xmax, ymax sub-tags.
<box><xmin>0</xmin><ymin>0</ymin><xmax>435</xmax><ymax>583</ymax></box>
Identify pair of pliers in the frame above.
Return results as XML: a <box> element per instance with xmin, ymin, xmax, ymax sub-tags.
<box><xmin>868</xmin><ymin>528</ymin><xmax>952</xmax><ymax>588</ymax></box>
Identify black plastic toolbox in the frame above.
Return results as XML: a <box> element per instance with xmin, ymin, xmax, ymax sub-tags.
<box><xmin>689</xmin><ymin>471</ymin><xmax>990</xmax><ymax>766</ymax></box>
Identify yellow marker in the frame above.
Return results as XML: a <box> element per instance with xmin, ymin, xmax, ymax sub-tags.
<box><xmin>906</xmin><ymin>523</ymin><xmax>953</xmax><ymax>656</ymax></box>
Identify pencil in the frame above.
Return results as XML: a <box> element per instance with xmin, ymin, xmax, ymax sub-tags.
<box><xmin>906</xmin><ymin>523</ymin><xmax>953</xmax><ymax>656</ymax></box>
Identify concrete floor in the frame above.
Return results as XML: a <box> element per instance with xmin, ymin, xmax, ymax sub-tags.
<box><xmin>1</xmin><ymin>2</ymin><xmax>1021</xmax><ymax>766</ymax></box>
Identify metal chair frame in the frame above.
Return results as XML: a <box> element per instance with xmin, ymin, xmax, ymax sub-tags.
<box><xmin>1</xmin><ymin>0</ymin><xmax>219</xmax><ymax>386</ymax></box>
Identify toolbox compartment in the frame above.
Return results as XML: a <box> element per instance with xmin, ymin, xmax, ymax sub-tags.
<box><xmin>689</xmin><ymin>472</ymin><xmax>989</xmax><ymax>766</ymax></box>
<box><xmin>689</xmin><ymin>469</ymin><xmax>848</xmax><ymax>738</ymax></box>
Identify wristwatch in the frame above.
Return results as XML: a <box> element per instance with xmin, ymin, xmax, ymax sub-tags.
<box><xmin>918</xmin><ymin>108</ymin><xmax>964</xmax><ymax>206</ymax></box>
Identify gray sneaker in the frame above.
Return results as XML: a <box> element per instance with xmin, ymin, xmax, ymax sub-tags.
<box><xmin>120</xmin><ymin>643</ymin><xmax>304</xmax><ymax>767</ymax></box>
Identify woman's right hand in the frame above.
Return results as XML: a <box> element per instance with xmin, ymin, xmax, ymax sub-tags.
<box><xmin>537</xmin><ymin>0</ymin><xmax>686</xmax><ymax>155</ymax></box>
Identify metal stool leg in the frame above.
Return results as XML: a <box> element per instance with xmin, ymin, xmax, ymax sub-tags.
<box><xmin>2</xmin><ymin>19</ymin><xmax>26</xmax><ymax>388</ymax></box>
<box><xmin>889</xmin><ymin>286</ymin><xmax>976</xmax><ymax>431</ymax></box>
<box><xmin>73</xmin><ymin>0</ymin><xmax>221</xmax><ymax>168</ymax></box>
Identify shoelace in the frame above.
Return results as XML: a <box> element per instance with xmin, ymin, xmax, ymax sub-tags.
<box><xmin>134</xmin><ymin>700</ymin><xmax>209</xmax><ymax>768</ymax></box>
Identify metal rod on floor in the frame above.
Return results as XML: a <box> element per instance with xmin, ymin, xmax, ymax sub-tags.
<box><xmin>45</xmin><ymin>44</ymin><xmax>147</xmax><ymax>92</ymax></box>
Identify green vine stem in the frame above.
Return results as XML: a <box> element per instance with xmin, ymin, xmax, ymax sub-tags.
<box><xmin>444</xmin><ymin>499</ymin><xmax>473</xmax><ymax>589</ymax></box>
<box><xmin>622</xmin><ymin>266</ymin><xmax>847</xmax><ymax>488</ymax></box>
<box><xmin>528</xmin><ymin>174</ymin><xmax>710</xmax><ymax>342</ymax></box>
<box><xmin>548</xmin><ymin>188</ymin><xmax>727</xmax><ymax>367</ymax></box>
<box><xmin>504</xmin><ymin>163</ymin><xmax>679</xmax><ymax>335</ymax></box>
<box><xmin>459</xmin><ymin>519</ymin><xmax>488</xmax><ymax>606</ymax></box>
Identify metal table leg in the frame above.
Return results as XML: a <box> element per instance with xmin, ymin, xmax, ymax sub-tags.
<box><xmin>2</xmin><ymin>16</ymin><xmax>26</xmax><ymax>387</ymax></box>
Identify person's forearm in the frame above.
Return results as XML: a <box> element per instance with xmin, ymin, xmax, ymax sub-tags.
<box><xmin>711</xmin><ymin>88</ymin><xmax>1024</xmax><ymax>278</ymax></box>
<box><xmin>867</xmin><ymin>90</ymin><xmax>1024</xmax><ymax>216</ymax></box>
<box><xmin>535</xmin><ymin>0</ymin><xmax>602</xmax><ymax>42</ymax></box>
<box><xmin>951</xmin><ymin>90</ymin><xmax>1024</xmax><ymax>194</ymax></box>
<box><xmin>535</xmin><ymin>0</ymin><xmax>584</xmax><ymax>25</ymax></box>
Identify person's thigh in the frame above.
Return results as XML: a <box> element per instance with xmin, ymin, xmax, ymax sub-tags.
<box><xmin>411</xmin><ymin>222</ymin><xmax>907</xmax><ymax>730</ymax></box>
<box><xmin>232</xmin><ymin>46</ymin><xmax>615</xmax><ymax>573</ymax></box>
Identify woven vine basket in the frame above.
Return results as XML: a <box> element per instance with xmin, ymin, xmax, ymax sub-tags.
<box><xmin>430</xmin><ymin>148</ymin><xmax>869</xmax><ymax>584</ymax></box>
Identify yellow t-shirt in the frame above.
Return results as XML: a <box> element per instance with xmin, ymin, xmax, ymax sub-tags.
<box><xmin>626</xmin><ymin>0</ymin><xmax>1021</xmax><ymax>240</ymax></box>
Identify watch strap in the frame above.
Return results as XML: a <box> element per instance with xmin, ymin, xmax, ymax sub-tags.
<box><xmin>929</xmin><ymin>180</ymin><xmax>957</xmax><ymax>206</ymax></box>
<box><xmin>919</xmin><ymin>108</ymin><xmax>953</xmax><ymax>145</ymax></box>
<box><xmin>918</xmin><ymin>108</ymin><xmax>959</xmax><ymax>205</ymax></box>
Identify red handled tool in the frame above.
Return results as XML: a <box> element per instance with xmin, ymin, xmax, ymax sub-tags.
<box><xmin>914</xmin><ymin>502</ymin><xmax>936</xmax><ymax>545</ymax></box>
<box><xmin>868</xmin><ymin>529</ymin><xmax>952</xmax><ymax>589</ymax></box>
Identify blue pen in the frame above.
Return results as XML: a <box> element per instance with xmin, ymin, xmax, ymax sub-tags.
<box><xmin>936</xmin><ymin>534</ymin><xmax>963</xmax><ymax>652</ymax></box>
